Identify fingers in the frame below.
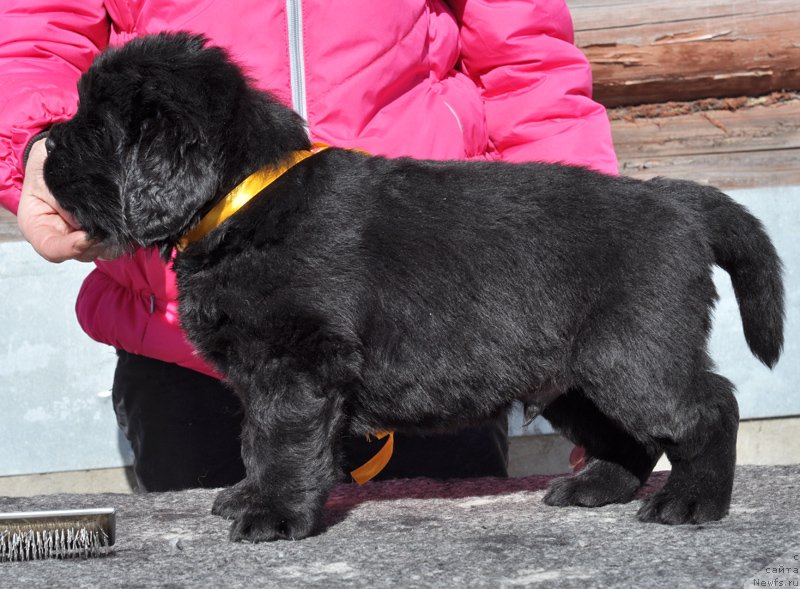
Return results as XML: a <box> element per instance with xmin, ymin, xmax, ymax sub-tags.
<box><xmin>17</xmin><ymin>190</ymin><xmax>89</xmax><ymax>263</ymax></box>
<box><xmin>41</xmin><ymin>232</ymin><xmax>94</xmax><ymax>263</ymax></box>
<box><xmin>20</xmin><ymin>207</ymin><xmax>117</xmax><ymax>263</ymax></box>
<box><xmin>17</xmin><ymin>137</ymin><xmax>118</xmax><ymax>263</ymax></box>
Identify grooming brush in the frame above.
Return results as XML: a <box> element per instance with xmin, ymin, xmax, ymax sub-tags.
<box><xmin>0</xmin><ymin>507</ymin><xmax>115</xmax><ymax>562</ymax></box>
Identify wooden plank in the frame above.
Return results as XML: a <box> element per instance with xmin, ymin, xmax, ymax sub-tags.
<box><xmin>617</xmin><ymin>149</ymin><xmax>800</xmax><ymax>189</ymax></box>
<box><xmin>610</xmin><ymin>93</ymin><xmax>800</xmax><ymax>187</ymax></box>
<box><xmin>0</xmin><ymin>207</ymin><xmax>21</xmax><ymax>243</ymax></box>
<box><xmin>569</xmin><ymin>0</ymin><xmax>800</xmax><ymax>106</ymax></box>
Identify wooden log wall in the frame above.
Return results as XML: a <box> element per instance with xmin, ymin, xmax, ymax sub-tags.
<box><xmin>570</xmin><ymin>0</ymin><xmax>800</xmax><ymax>188</ymax></box>
<box><xmin>570</xmin><ymin>0</ymin><xmax>800</xmax><ymax>107</ymax></box>
<box><xmin>0</xmin><ymin>208</ymin><xmax>17</xmax><ymax>243</ymax></box>
<box><xmin>609</xmin><ymin>93</ymin><xmax>800</xmax><ymax>188</ymax></box>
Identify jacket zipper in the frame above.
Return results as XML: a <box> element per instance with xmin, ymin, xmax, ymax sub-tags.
<box><xmin>286</xmin><ymin>0</ymin><xmax>308</xmax><ymax>122</ymax></box>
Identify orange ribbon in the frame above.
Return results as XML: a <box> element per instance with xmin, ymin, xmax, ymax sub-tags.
<box><xmin>350</xmin><ymin>431</ymin><xmax>395</xmax><ymax>485</ymax></box>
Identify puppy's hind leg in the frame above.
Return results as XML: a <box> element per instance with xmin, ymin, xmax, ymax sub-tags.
<box><xmin>542</xmin><ymin>388</ymin><xmax>661</xmax><ymax>508</ymax></box>
<box><xmin>637</xmin><ymin>371</ymin><xmax>738</xmax><ymax>525</ymax></box>
<box><xmin>212</xmin><ymin>369</ymin><xmax>347</xmax><ymax>542</ymax></box>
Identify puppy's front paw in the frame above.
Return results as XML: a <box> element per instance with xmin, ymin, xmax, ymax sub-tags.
<box><xmin>212</xmin><ymin>480</ymin><xmax>259</xmax><ymax>520</ymax></box>
<box><xmin>212</xmin><ymin>480</ymin><xmax>319</xmax><ymax>542</ymax></box>
<box><xmin>229</xmin><ymin>508</ymin><xmax>317</xmax><ymax>543</ymax></box>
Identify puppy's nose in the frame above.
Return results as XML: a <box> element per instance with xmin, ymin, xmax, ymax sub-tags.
<box><xmin>45</xmin><ymin>135</ymin><xmax>56</xmax><ymax>155</ymax></box>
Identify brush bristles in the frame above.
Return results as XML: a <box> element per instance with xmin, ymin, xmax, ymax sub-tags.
<box><xmin>0</xmin><ymin>509</ymin><xmax>115</xmax><ymax>562</ymax></box>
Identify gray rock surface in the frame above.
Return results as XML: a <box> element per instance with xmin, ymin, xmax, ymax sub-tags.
<box><xmin>0</xmin><ymin>465</ymin><xmax>798</xmax><ymax>588</ymax></box>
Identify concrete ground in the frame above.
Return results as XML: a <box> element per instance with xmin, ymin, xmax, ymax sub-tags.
<box><xmin>0</xmin><ymin>417</ymin><xmax>797</xmax><ymax>497</ymax></box>
<box><xmin>1</xmin><ymin>466</ymin><xmax>798</xmax><ymax>588</ymax></box>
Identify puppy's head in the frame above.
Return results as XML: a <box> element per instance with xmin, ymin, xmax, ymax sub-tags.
<box><xmin>44</xmin><ymin>32</ymin><xmax>299</xmax><ymax>257</ymax></box>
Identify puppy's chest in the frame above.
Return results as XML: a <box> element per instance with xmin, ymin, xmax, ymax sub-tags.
<box><xmin>173</xmin><ymin>257</ymin><xmax>258</xmax><ymax>342</ymax></box>
<box><xmin>175</xmin><ymin>275</ymin><xmax>236</xmax><ymax>340</ymax></box>
<box><xmin>173</xmin><ymin>252</ymin><xmax>299</xmax><ymax>359</ymax></box>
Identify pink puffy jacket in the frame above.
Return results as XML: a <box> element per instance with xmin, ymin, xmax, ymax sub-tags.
<box><xmin>0</xmin><ymin>0</ymin><xmax>617</xmax><ymax>378</ymax></box>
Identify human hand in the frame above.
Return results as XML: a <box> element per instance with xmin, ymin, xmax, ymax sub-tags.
<box><xmin>17</xmin><ymin>137</ymin><xmax>117</xmax><ymax>263</ymax></box>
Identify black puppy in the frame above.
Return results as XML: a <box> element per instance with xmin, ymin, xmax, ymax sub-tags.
<box><xmin>44</xmin><ymin>33</ymin><xmax>784</xmax><ymax>542</ymax></box>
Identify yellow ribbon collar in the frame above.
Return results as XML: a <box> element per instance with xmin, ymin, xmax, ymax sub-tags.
<box><xmin>177</xmin><ymin>143</ymin><xmax>330</xmax><ymax>251</ymax></box>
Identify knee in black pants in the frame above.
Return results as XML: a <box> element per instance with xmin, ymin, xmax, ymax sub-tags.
<box><xmin>112</xmin><ymin>351</ymin><xmax>246</xmax><ymax>491</ymax></box>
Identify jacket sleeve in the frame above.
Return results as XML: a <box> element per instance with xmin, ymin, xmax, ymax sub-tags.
<box><xmin>0</xmin><ymin>0</ymin><xmax>110</xmax><ymax>214</ymax></box>
<box><xmin>448</xmin><ymin>0</ymin><xmax>618</xmax><ymax>174</ymax></box>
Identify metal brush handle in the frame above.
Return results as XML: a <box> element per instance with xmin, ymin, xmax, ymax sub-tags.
<box><xmin>0</xmin><ymin>507</ymin><xmax>115</xmax><ymax>521</ymax></box>
<box><xmin>0</xmin><ymin>507</ymin><xmax>116</xmax><ymax>552</ymax></box>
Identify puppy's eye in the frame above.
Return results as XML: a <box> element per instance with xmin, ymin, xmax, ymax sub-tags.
<box><xmin>45</xmin><ymin>136</ymin><xmax>56</xmax><ymax>155</ymax></box>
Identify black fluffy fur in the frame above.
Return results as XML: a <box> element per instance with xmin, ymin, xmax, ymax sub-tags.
<box><xmin>44</xmin><ymin>33</ymin><xmax>785</xmax><ymax>541</ymax></box>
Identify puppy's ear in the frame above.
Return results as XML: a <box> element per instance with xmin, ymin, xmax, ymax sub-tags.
<box><xmin>120</xmin><ymin>88</ymin><xmax>219</xmax><ymax>250</ymax></box>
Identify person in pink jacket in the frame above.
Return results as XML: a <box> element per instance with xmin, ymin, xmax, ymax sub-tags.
<box><xmin>2</xmin><ymin>0</ymin><xmax>617</xmax><ymax>491</ymax></box>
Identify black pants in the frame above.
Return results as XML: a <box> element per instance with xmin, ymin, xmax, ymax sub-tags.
<box><xmin>112</xmin><ymin>351</ymin><xmax>508</xmax><ymax>492</ymax></box>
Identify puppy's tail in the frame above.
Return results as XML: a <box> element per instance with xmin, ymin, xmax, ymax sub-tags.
<box><xmin>666</xmin><ymin>179</ymin><xmax>785</xmax><ymax>367</ymax></box>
